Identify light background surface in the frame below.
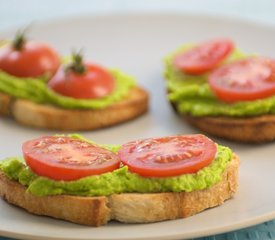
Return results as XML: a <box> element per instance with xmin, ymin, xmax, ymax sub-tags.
<box><xmin>1</xmin><ymin>0</ymin><xmax>275</xmax><ymax>31</ymax></box>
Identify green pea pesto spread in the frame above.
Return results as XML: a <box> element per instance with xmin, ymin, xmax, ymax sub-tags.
<box><xmin>0</xmin><ymin>69</ymin><xmax>135</xmax><ymax>110</ymax></box>
<box><xmin>164</xmin><ymin>45</ymin><xmax>275</xmax><ymax>117</ymax></box>
<box><xmin>0</xmin><ymin>136</ymin><xmax>233</xmax><ymax>197</ymax></box>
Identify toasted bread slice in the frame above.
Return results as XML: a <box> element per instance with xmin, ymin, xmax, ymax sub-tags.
<box><xmin>0</xmin><ymin>155</ymin><xmax>239</xmax><ymax>226</ymax></box>
<box><xmin>0</xmin><ymin>171</ymin><xmax>111</xmax><ymax>226</ymax></box>
<box><xmin>0</xmin><ymin>92</ymin><xmax>12</xmax><ymax>116</ymax></box>
<box><xmin>183</xmin><ymin>114</ymin><xmax>275</xmax><ymax>143</ymax></box>
<box><xmin>0</xmin><ymin>86</ymin><xmax>149</xmax><ymax>130</ymax></box>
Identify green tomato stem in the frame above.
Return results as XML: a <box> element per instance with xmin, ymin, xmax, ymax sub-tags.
<box><xmin>67</xmin><ymin>50</ymin><xmax>86</xmax><ymax>74</ymax></box>
<box><xmin>12</xmin><ymin>30</ymin><xmax>26</xmax><ymax>51</ymax></box>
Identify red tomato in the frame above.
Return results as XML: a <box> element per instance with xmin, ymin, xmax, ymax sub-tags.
<box><xmin>48</xmin><ymin>63</ymin><xmax>115</xmax><ymax>99</ymax></box>
<box><xmin>118</xmin><ymin>134</ymin><xmax>217</xmax><ymax>177</ymax></box>
<box><xmin>208</xmin><ymin>57</ymin><xmax>275</xmax><ymax>103</ymax></box>
<box><xmin>173</xmin><ymin>39</ymin><xmax>234</xmax><ymax>75</ymax></box>
<box><xmin>0</xmin><ymin>41</ymin><xmax>60</xmax><ymax>78</ymax></box>
<box><xmin>22</xmin><ymin>136</ymin><xmax>120</xmax><ymax>181</ymax></box>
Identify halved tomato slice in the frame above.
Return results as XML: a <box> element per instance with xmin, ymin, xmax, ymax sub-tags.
<box><xmin>118</xmin><ymin>134</ymin><xmax>217</xmax><ymax>177</ymax></box>
<box><xmin>22</xmin><ymin>136</ymin><xmax>120</xmax><ymax>181</ymax></box>
<box><xmin>173</xmin><ymin>38</ymin><xmax>234</xmax><ymax>75</ymax></box>
<box><xmin>208</xmin><ymin>57</ymin><xmax>275</xmax><ymax>103</ymax></box>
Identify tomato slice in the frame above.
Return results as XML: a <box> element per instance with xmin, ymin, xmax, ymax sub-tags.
<box><xmin>48</xmin><ymin>63</ymin><xmax>115</xmax><ymax>99</ymax></box>
<box><xmin>22</xmin><ymin>136</ymin><xmax>120</xmax><ymax>181</ymax></box>
<box><xmin>173</xmin><ymin>39</ymin><xmax>234</xmax><ymax>75</ymax></box>
<box><xmin>118</xmin><ymin>134</ymin><xmax>217</xmax><ymax>177</ymax></box>
<box><xmin>208</xmin><ymin>57</ymin><xmax>275</xmax><ymax>103</ymax></box>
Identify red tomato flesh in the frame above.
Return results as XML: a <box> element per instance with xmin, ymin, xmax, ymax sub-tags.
<box><xmin>118</xmin><ymin>134</ymin><xmax>217</xmax><ymax>177</ymax></box>
<box><xmin>0</xmin><ymin>41</ymin><xmax>60</xmax><ymax>78</ymax></box>
<box><xmin>208</xmin><ymin>57</ymin><xmax>275</xmax><ymax>103</ymax></box>
<box><xmin>22</xmin><ymin>136</ymin><xmax>120</xmax><ymax>181</ymax></box>
<box><xmin>48</xmin><ymin>63</ymin><xmax>115</xmax><ymax>99</ymax></box>
<box><xmin>173</xmin><ymin>38</ymin><xmax>234</xmax><ymax>75</ymax></box>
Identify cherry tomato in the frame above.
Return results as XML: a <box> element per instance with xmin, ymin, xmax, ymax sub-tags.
<box><xmin>118</xmin><ymin>134</ymin><xmax>217</xmax><ymax>177</ymax></box>
<box><xmin>208</xmin><ymin>57</ymin><xmax>275</xmax><ymax>103</ymax></box>
<box><xmin>0</xmin><ymin>41</ymin><xmax>60</xmax><ymax>78</ymax></box>
<box><xmin>48</xmin><ymin>63</ymin><xmax>115</xmax><ymax>99</ymax></box>
<box><xmin>173</xmin><ymin>39</ymin><xmax>234</xmax><ymax>75</ymax></box>
<box><xmin>22</xmin><ymin>136</ymin><xmax>120</xmax><ymax>181</ymax></box>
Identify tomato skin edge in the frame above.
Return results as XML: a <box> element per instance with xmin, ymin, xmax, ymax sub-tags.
<box><xmin>0</xmin><ymin>41</ymin><xmax>60</xmax><ymax>78</ymax></box>
<box><xmin>22</xmin><ymin>136</ymin><xmax>121</xmax><ymax>181</ymax></box>
<box><xmin>118</xmin><ymin>134</ymin><xmax>217</xmax><ymax>178</ymax></box>
<box><xmin>173</xmin><ymin>38</ymin><xmax>234</xmax><ymax>75</ymax></box>
<box><xmin>48</xmin><ymin>62</ymin><xmax>116</xmax><ymax>99</ymax></box>
<box><xmin>23</xmin><ymin>152</ymin><xmax>120</xmax><ymax>181</ymax></box>
<box><xmin>208</xmin><ymin>58</ymin><xmax>275</xmax><ymax>103</ymax></box>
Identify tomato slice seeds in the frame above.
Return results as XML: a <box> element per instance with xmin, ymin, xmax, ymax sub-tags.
<box><xmin>118</xmin><ymin>134</ymin><xmax>217</xmax><ymax>177</ymax></box>
<box><xmin>23</xmin><ymin>135</ymin><xmax>218</xmax><ymax>180</ymax></box>
<box><xmin>173</xmin><ymin>38</ymin><xmax>234</xmax><ymax>75</ymax></box>
<box><xmin>209</xmin><ymin>57</ymin><xmax>275</xmax><ymax>103</ymax></box>
<box><xmin>22</xmin><ymin>136</ymin><xmax>120</xmax><ymax>181</ymax></box>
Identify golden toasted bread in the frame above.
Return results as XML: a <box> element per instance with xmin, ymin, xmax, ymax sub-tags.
<box><xmin>183</xmin><ymin>114</ymin><xmax>275</xmax><ymax>143</ymax></box>
<box><xmin>0</xmin><ymin>92</ymin><xmax>12</xmax><ymax>116</ymax></box>
<box><xmin>0</xmin><ymin>86</ymin><xmax>149</xmax><ymax>130</ymax></box>
<box><xmin>0</xmin><ymin>155</ymin><xmax>239</xmax><ymax>226</ymax></box>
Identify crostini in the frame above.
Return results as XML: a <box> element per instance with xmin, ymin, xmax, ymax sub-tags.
<box><xmin>164</xmin><ymin>38</ymin><xmax>275</xmax><ymax>142</ymax></box>
<box><xmin>0</xmin><ymin>134</ymin><xmax>239</xmax><ymax>226</ymax></box>
<box><xmin>0</xmin><ymin>33</ymin><xmax>148</xmax><ymax>130</ymax></box>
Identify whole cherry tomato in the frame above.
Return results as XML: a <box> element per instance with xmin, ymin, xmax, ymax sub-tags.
<box><xmin>0</xmin><ymin>31</ymin><xmax>60</xmax><ymax>78</ymax></box>
<box><xmin>48</xmin><ymin>52</ymin><xmax>115</xmax><ymax>99</ymax></box>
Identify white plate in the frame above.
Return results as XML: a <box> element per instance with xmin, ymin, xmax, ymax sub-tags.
<box><xmin>1</xmin><ymin>13</ymin><xmax>275</xmax><ymax>240</ymax></box>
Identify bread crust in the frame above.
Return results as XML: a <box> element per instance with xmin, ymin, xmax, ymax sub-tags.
<box><xmin>168</xmin><ymin>87</ymin><xmax>275</xmax><ymax>142</ymax></box>
<box><xmin>183</xmin><ymin>114</ymin><xmax>275</xmax><ymax>143</ymax></box>
<box><xmin>0</xmin><ymin>92</ymin><xmax>12</xmax><ymax>116</ymax></box>
<box><xmin>0</xmin><ymin>86</ymin><xmax>149</xmax><ymax>130</ymax></box>
<box><xmin>0</xmin><ymin>155</ymin><xmax>239</xmax><ymax>226</ymax></box>
<box><xmin>0</xmin><ymin>172</ymin><xmax>111</xmax><ymax>226</ymax></box>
